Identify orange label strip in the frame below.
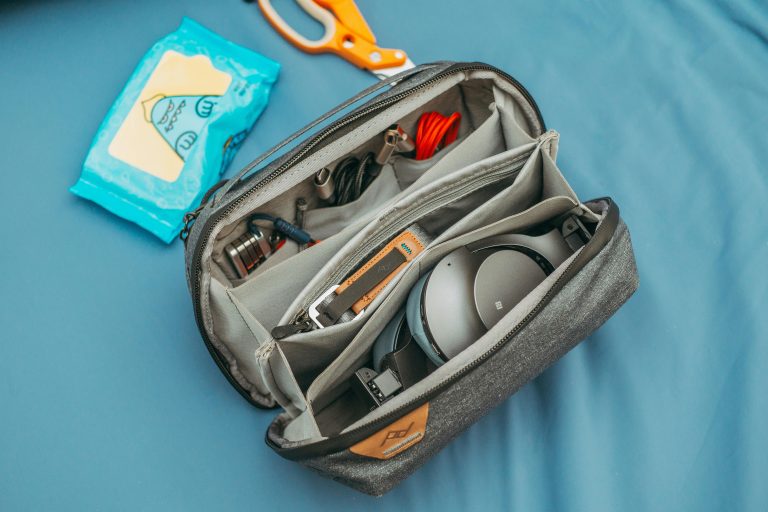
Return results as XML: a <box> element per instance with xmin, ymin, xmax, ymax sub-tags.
<box><xmin>336</xmin><ymin>230</ymin><xmax>426</xmax><ymax>314</ymax></box>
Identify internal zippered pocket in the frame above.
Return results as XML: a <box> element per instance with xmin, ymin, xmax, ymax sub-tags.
<box><xmin>273</xmin><ymin>148</ymin><xmax>535</xmax><ymax>337</ymax></box>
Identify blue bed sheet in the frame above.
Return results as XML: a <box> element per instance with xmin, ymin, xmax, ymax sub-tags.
<box><xmin>0</xmin><ymin>0</ymin><xmax>766</xmax><ymax>510</ymax></box>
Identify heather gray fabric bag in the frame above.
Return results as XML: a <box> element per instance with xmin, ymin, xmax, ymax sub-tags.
<box><xmin>182</xmin><ymin>62</ymin><xmax>638</xmax><ymax>496</ymax></box>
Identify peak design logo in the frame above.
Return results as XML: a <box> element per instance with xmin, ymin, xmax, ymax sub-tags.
<box><xmin>142</xmin><ymin>94</ymin><xmax>221</xmax><ymax>161</ymax></box>
<box><xmin>350</xmin><ymin>403</ymin><xmax>429</xmax><ymax>460</ymax></box>
<box><xmin>381</xmin><ymin>422</ymin><xmax>415</xmax><ymax>447</ymax></box>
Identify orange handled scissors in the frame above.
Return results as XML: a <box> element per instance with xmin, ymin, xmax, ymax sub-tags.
<box><xmin>258</xmin><ymin>0</ymin><xmax>415</xmax><ymax>79</ymax></box>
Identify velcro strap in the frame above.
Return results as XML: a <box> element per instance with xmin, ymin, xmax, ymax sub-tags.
<box><xmin>316</xmin><ymin>248</ymin><xmax>406</xmax><ymax>326</ymax></box>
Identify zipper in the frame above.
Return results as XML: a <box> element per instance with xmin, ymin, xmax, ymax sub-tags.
<box><xmin>187</xmin><ymin>62</ymin><xmax>546</xmax><ymax>407</ymax></box>
<box><xmin>271</xmin><ymin>320</ymin><xmax>313</xmax><ymax>339</ymax></box>
<box><xmin>273</xmin><ymin>150</ymin><xmax>533</xmax><ymax>337</ymax></box>
<box><xmin>180</xmin><ymin>206</ymin><xmax>204</xmax><ymax>243</ymax></box>
<box><xmin>180</xmin><ymin>179</ymin><xmax>230</xmax><ymax>243</ymax></box>
<box><xmin>268</xmin><ymin>198</ymin><xmax>620</xmax><ymax>459</ymax></box>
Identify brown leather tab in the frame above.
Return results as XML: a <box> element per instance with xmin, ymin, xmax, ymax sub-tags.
<box><xmin>336</xmin><ymin>229</ymin><xmax>426</xmax><ymax>314</ymax></box>
<box><xmin>349</xmin><ymin>403</ymin><xmax>429</xmax><ymax>460</ymax></box>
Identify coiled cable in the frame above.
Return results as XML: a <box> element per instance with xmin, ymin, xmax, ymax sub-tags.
<box><xmin>414</xmin><ymin>111</ymin><xmax>461</xmax><ymax>160</ymax></box>
<box><xmin>332</xmin><ymin>152</ymin><xmax>378</xmax><ymax>205</ymax></box>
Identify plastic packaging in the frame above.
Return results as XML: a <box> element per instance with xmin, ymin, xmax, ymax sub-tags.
<box><xmin>71</xmin><ymin>18</ymin><xmax>280</xmax><ymax>242</ymax></box>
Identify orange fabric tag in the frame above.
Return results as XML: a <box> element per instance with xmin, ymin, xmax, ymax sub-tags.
<box><xmin>349</xmin><ymin>403</ymin><xmax>429</xmax><ymax>460</ymax></box>
<box><xmin>336</xmin><ymin>230</ymin><xmax>426</xmax><ymax>314</ymax></box>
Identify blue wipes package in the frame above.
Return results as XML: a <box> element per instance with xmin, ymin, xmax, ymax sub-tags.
<box><xmin>71</xmin><ymin>18</ymin><xmax>280</xmax><ymax>243</ymax></box>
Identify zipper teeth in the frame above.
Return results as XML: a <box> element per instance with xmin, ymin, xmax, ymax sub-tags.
<box><xmin>296</xmin><ymin>153</ymin><xmax>531</xmax><ymax>314</ymax></box>
<box><xmin>326</xmin><ymin>204</ymin><xmax>614</xmax><ymax>444</ymax></box>
<box><xmin>188</xmin><ymin>63</ymin><xmax>545</xmax><ymax>404</ymax></box>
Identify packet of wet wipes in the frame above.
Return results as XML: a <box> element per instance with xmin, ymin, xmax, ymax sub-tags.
<box><xmin>71</xmin><ymin>18</ymin><xmax>279</xmax><ymax>242</ymax></box>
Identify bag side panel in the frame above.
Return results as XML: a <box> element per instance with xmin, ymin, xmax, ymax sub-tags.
<box><xmin>289</xmin><ymin>220</ymin><xmax>639</xmax><ymax>495</ymax></box>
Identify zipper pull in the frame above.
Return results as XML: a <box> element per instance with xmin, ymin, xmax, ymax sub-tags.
<box><xmin>180</xmin><ymin>179</ymin><xmax>230</xmax><ymax>243</ymax></box>
<box><xmin>271</xmin><ymin>320</ymin><xmax>313</xmax><ymax>340</ymax></box>
<box><xmin>272</xmin><ymin>309</ymin><xmax>313</xmax><ymax>339</ymax></box>
<box><xmin>180</xmin><ymin>205</ymin><xmax>204</xmax><ymax>243</ymax></box>
<box><xmin>292</xmin><ymin>308</ymin><xmax>309</xmax><ymax>324</ymax></box>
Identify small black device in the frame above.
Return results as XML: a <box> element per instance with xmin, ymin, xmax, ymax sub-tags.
<box><xmin>351</xmin><ymin>310</ymin><xmax>431</xmax><ymax>410</ymax></box>
<box><xmin>351</xmin><ymin>367</ymin><xmax>403</xmax><ymax>411</ymax></box>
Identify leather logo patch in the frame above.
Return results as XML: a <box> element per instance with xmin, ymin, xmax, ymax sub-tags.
<box><xmin>349</xmin><ymin>403</ymin><xmax>429</xmax><ymax>460</ymax></box>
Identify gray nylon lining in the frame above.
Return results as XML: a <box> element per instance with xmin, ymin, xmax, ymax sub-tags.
<box><xmin>188</xmin><ymin>69</ymin><xmax>548</xmax><ymax>405</ymax></box>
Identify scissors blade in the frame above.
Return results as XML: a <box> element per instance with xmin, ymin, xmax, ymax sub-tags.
<box><xmin>372</xmin><ymin>58</ymin><xmax>416</xmax><ymax>80</ymax></box>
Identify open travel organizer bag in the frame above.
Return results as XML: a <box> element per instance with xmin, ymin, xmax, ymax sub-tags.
<box><xmin>182</xmin><ymin>62</ymin><xmax>639</xmax><ymax>496</ymax></box>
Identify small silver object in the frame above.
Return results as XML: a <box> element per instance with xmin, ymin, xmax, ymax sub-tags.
<box><xmin>375</xmin><ymin>124</ymin><xmax>415</xmax><ymax>165</ymax></box>
<box><xmin>295</xmin><ymin>197</ymin><xmax>308</xmax><ymax>252</ymax></box>
<box><xmin>225</xmin><ymin>225</ymin><xmax>272</xmax><ymax>278</ymax></box>
<box><xmin>314</xmin><ymin>167</ymin><xmax>336</xmax><ymax>203</ymax></box>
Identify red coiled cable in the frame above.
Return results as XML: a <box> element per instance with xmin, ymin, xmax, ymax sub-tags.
<box><xmin>414</xmin><ymin>111</ymin><xmax>461</xmax><ymax>160</ymax></box>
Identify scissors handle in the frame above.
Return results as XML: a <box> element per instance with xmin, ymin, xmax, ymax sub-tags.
<box><xmin>258</xmin><ymin>0</ymin><xmax>408</xmax><ymax>71</ymax></box>
<box><xmin>314</xmin><ymin>0</ymin><xmax>375</xmax><ymax>43</ymax></box>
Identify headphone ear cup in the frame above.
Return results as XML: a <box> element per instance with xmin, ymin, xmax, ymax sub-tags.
<box><xmin>372</xmin><ymin>309</ymin><xmax>406</xmax><ymax>372</ymax></box>
<box><xmin>406</xmin><ymin>271</ymin><xmax>446</xmax><ymax>366</ymax></box>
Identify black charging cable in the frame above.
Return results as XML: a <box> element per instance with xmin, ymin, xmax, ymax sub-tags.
<box><xmin>331</xmin><ymin>152</ymin><xmax>379</xmax><ymax>206</ymax></box>
<box><xmin>249</xmin><ymin>213</ymin><xmax>315</xmax><ymax>245</ymax></box>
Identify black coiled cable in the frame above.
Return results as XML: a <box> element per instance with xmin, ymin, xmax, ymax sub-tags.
<box><xmin>331</xmin><ymin>152</ymin><xmax>379</xmax><ymax>206</ymax></box>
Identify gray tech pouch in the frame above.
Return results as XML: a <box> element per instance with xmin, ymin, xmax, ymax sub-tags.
<box><xmin>182</xmin><ymin>62</ymin><xmax>639</xmax><ymax>496</ymax></box>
